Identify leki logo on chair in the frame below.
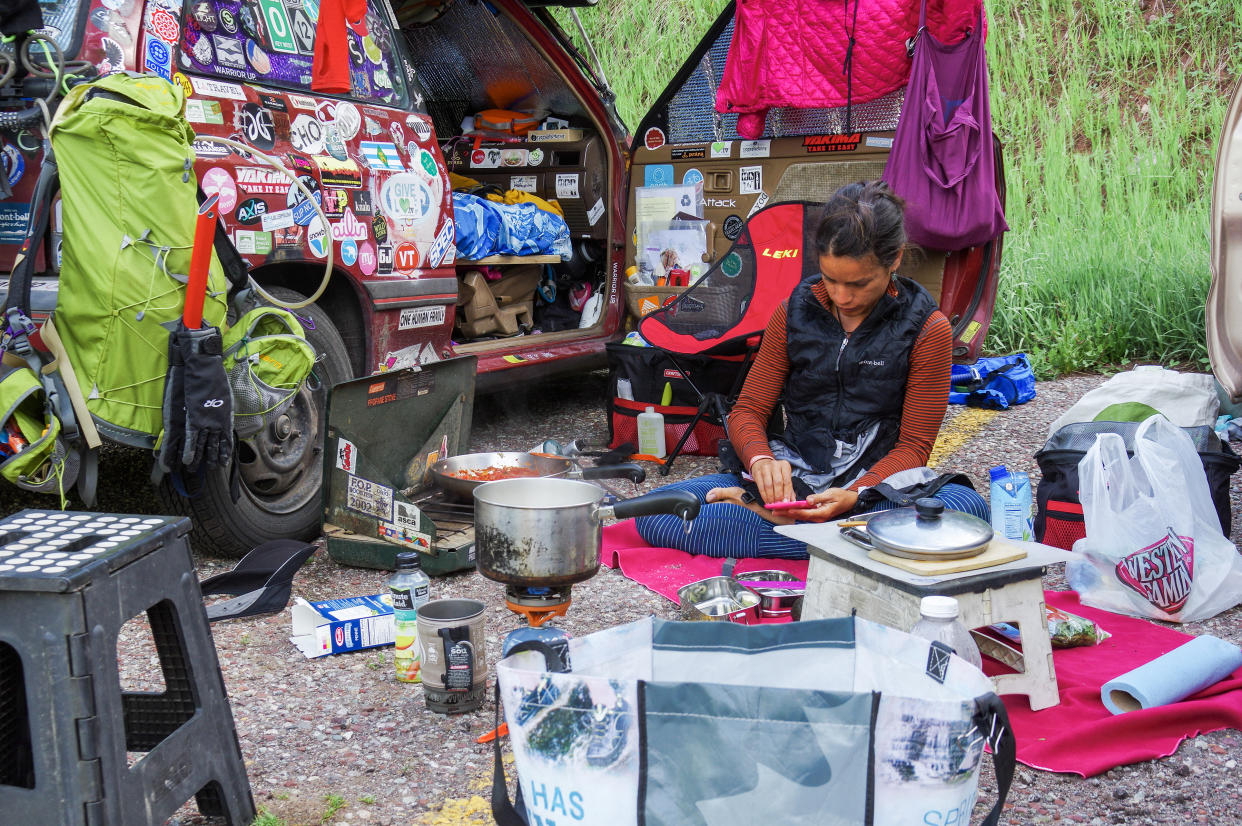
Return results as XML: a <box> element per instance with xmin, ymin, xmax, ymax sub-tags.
<box><xmin>1114</xmin><ymin>530</ymin><xmax>1195</xmax><ymax>613</ymax></box>
<box><xmin>761</xmin><ymin>247</ymin><xmax>799</xmax><ymax>259</ymax></box>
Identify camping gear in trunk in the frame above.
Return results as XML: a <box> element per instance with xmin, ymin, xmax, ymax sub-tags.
<box><xmin>430</xmin><ymin>452</ymin><xmax>644</xmax><ymax>499</ymax></box>
<box><xmin>473</xmin><ymin>477</ymin><xmax>699</xmax><ymax>588</ymax></box>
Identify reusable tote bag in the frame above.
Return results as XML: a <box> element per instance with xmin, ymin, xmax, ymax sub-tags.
<box><xmin>882</xmin><ymin>0</ymin><xmax>1008</xmax><ymax>250</ymax></box>
<box><xmin>1066</xmin><ymin>415</ymin><xmax>1242</xmax><ymax>623</ymax></box>
<box><xmin>492</xmin><ymin>615</ymin><xmax>1015</xmax><ymax>826</ymax></box>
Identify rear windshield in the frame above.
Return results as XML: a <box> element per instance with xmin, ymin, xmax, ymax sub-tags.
<box><xmin>28</xmin><ymin>0</ymin><xmax>87</xmax><ymax>55</ymax></box>
<box><xmin>179</xmin><ymin>0</ymin><xmax>412</xmax><ymax>109</ymax></box>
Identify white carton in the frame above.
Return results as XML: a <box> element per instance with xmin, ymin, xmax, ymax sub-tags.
<box><xmin>290</xmin><ymin>594</ymin><xmax>395</xmax><ymax>659</ymax></box>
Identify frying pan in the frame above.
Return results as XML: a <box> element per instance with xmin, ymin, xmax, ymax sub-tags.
<box><xmin>430</xmin><ymin>451</ymin><xmax>645</xmax><ymax>499</ymax></box>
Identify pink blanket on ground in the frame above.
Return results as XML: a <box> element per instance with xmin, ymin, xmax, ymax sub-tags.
<box><xmin>598</xmin><ymin>519</ymin><xmax>807</xmax><ymax>602</ymax></box>
<box><xmin>598</xmin><ymin>522</ymin><xmax>1242</xmax><ymax>776</ymax></box>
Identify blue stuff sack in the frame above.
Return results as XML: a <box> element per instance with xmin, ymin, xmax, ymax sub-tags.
<box><xmin>451</xmin><ymin>192</ymin><xmax>571</xmax><ymax>260</ymax></box>
<box><xmin>950</xmin><ymin>353</ymin><xmax>1036</xmax><ymax>409</ymax></box>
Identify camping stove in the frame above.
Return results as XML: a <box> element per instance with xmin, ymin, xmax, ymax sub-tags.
<box><xmin>504</xmin><ymin>584</ymin><xmax>574</xmax><ymax>627</ymax></box>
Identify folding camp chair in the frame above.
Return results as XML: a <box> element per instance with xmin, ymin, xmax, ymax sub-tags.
<box><xmin>638</xmin><ymin>201</ymin><xmax>828</xmax><ymax>474</ymax></box>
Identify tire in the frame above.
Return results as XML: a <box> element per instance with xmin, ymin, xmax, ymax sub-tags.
<box><xmin>159</xmin><ymin>287</ymin><xmax>355</xmax><ymax>558</ymax></box>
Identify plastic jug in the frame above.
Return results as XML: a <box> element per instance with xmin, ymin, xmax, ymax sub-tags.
<box><xmin>636</xmin><ymin>406</ymin><xmax>667</xmax><ymax>458</ymax></box>
<box><xmin>909</xmin><ymin>595</ymin><xmax>982</xmax><ymax>670</ymax></box>
<box><xmin>989</xmin><ymin>465</ymin><xmax>1034</xmax><ymax>541</ymax></box>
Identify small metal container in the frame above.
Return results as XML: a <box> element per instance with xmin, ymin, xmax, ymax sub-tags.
<box><xmin>733</xmin><ymin>570</ymin><xmax>806</xmax><ymax>618</ymax></box>
<box><xmin>677</xmin><ymin>576</ymin><xmax>760</xmax><ymax>624</ymax></box>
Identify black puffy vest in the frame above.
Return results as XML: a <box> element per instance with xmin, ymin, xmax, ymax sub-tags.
<box><xmin>783</xmin><ymin>275</ymin><xmax>939</xmax><ymax>476</ymax></box>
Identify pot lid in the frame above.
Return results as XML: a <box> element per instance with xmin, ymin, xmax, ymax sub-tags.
<box><xmin>864</xmin><ymin>498</ymin><xmax>994</xmax><ymax>558</ymax></box>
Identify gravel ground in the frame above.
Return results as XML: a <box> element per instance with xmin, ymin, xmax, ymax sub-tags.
<box><xmin>7</xmin><ymin>369</ymin><xmax>1242</xmax><ymax>825</ymax></box>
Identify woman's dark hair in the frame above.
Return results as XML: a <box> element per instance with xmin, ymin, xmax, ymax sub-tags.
<box><xmin>812</xmin><ymin>180</ymin><xmax>907</xmax><ymax>269</ymax></box>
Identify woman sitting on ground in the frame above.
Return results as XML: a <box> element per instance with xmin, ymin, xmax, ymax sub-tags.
<box><xmin>635</xmin><ymin>180</ymin><xmax>988</xmax><ymax>559</ymax></box>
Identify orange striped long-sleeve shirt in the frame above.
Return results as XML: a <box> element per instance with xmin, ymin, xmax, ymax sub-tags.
<box><xmin>726</xmin><ymin>279</ymin><xmax>952</xmax><ymax>491</ymax></box>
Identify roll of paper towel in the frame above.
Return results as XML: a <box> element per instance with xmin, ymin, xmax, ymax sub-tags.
<box><xmin>1101</xmin><ymin>635</ymin><xmax>1242</xmax><ymax>715</ymax></box>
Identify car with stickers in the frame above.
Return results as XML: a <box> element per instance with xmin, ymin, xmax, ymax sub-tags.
<box><xmin>0</xmin><ymin>0</ymin><xmax>1003</xmax><ymax>555</ymax></box>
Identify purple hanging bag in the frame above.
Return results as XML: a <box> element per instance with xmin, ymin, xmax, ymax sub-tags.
<box><xmin>883</xmin><ymin>0</ymin><xmax>1007</xmax><ymax>250</ymax></box>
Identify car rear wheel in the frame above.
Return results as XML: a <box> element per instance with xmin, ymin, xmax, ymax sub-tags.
<box><xmin>158</xmin><ymin>287</ymin><xmax>354</xmax><ymax>558</ymax></box>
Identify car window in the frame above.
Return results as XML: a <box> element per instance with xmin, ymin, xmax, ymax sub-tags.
<box><xmin>178</xmin><ymin>0</ymin><xmax>408</xmax><ymax>108</ymax></box>
<box><xmin>27</xmin><ymin>0</ymin><xmax>87</xmax><ymax>55</ymax></box>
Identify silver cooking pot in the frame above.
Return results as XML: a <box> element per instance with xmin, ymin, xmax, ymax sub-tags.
<box><xmin>474</xmin><ymin>477</ymin><xmax>701</xmax><ymax>587</ymax></box>
<box><xmin>851</xmin><ymin>497</ymin><xmax>994</xmax><ymax>560</ymax></box>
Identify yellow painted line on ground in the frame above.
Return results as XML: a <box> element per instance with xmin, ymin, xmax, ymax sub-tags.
<box><xmin>421</xmin><ymin>760</ymin><xmax>504</xmax><ymax>825</ymax></box>
<box><xmin>928</xmin><ymin>407</ymin><xmax>999</xmax><ymax>469</ymax></box>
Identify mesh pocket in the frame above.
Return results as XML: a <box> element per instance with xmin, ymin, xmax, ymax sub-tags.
<box><xmin>1040</xmin><ymin>500</ymin><xmax>1084</xmax><ymax>551</ymax></box>
<box><xmin>227</xmin><ymin>357</ymin><xmax>299</xmax><ymax>439</ymax></box>
<box><xmin>608</xmin><ymin>399</ymin><xmax>724</xmax><ymax>457</ymax></box>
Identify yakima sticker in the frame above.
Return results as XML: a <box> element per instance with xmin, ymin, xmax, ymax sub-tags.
<box><xmin>1115</xmin><ymin>531</ymin><xmax>1195</xmax><ymax>614</ymax></box>
<box><xmin>236</xmin><ymin>166</ymin><xmax>292</xmax><ymax>195</ymax></box>
<box><xmin>398</xmin><ymin>306</ymin><xmax>446</xmax><ymax>330</ymax></box>
<box><xmin>803</xmin><ymin>133</ymin><xmax>862</xmax><ymax>153</ymax></box>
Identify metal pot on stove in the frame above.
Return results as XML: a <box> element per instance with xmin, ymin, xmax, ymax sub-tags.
<box><xmin>854</xmin><ymin>497</ymin><xmax>994</xmax><ymax>560</ymax></box>
<box><xmin>473</xmin><ymin>477</ymin><xmax>701</xmax><ymax>587</ymax></box>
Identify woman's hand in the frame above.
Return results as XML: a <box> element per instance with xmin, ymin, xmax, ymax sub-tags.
<box><xmin>750</xmin><ymin>458</ymin><xmax>795</xmax><ymax>506</ymax></box>
<box><xmin>785</xmin><ymin>488</ymin><xmax>859</xmax><ymax>523</ymax></box>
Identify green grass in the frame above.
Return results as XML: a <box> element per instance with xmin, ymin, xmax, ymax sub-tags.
<box><xmin>251</xmin><ymin>810</ymin><xmax>286</xmax><ymax>826</ymax></box>
<box><xmin>556</xmin><ymin>0</ymin><xmax>1241</xmax><ymax>376</ymax></box>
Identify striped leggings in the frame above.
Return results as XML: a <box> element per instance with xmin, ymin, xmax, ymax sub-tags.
<box><xmin>633</xmin><ymin>473</ymin><xmax>989</xmax><ymax>559</ymax></box>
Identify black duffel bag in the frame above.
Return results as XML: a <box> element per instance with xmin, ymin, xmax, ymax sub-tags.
<box><xmin>1034</xmin><ymin>421</ymin><xmax>1240</xmax><ymax>550</ymax></box>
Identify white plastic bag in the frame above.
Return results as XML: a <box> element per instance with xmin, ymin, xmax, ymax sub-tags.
<box><xmin>1067</xmin><ymin>415</ymin><xmax>1242</xmax><ymax>622</ymax></box>
<box><xmin>1047</xmin><ymin>366</ymin><xmax>1218</xmax><ymax>436</ymax></box>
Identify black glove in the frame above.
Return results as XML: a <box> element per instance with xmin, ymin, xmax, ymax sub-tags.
<box><xmin>178</xmin><ymin>325</ymin><xmax>234</xmax><ymax>470</ymax></box>
<box><xmin>158</xmin><ymin>332</ymin><xmax>187</xmax><ymax>474</ymax></box>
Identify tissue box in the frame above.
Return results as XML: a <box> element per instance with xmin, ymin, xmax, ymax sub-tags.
<box><xmin>290</xmin><ymin>594</ymin><xmax>394</xmax><ymax>658</ymax></box>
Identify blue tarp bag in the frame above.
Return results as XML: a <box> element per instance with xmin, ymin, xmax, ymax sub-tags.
<box><xmin>451</xmin><ymin>192</ymin><xmax>571</xmax><ymax>260</ymax></box>
<box><xmin>950</xmin><ymin>353</ymin><xmax>1036</xmax><ymax>409</ymax></box>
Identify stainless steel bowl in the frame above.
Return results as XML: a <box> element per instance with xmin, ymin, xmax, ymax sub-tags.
<box><xmin>676</xmin><ymin>576</ymin><xmax>760</xmax><ymax>624</ymax></box>
<box><xmin>733</xmin><ymin>571</ymin><xmax>805</xmax><ymax>618</ymax></box>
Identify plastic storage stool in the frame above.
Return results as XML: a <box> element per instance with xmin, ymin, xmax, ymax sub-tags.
<box><xmin>0</xmin><ymin>509</ymin><xmax>256</xmax><ymax>825</ymax></box>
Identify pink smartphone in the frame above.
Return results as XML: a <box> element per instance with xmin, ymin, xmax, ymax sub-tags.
<box><xmin>767</xmin><ymin>499</ymin><xmax>810</xmax><ymax>510</ymax></box>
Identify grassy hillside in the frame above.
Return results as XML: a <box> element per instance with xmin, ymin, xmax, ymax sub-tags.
<box><xmin>555</xmin><ymin>0</ymin><xmax>1241</xmax><ymax>375</ymax></box>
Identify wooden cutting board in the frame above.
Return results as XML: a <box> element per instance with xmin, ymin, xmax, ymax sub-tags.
<box><xmin>867</xmin><ymin>537</ymin><xmax>1027</xmax><ymax>575</ymax></box>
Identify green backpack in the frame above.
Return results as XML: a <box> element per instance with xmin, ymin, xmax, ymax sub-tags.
<box><xmin>49</xmin><ymin>72</ymin><xmax>230</xmax><ymax>447</ymax></box>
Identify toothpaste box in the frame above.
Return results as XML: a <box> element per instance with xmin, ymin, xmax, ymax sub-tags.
<box><xmin>290</xmin><ymin>594</ymin><xmax>395</xmax><ymax>659</ymax></box>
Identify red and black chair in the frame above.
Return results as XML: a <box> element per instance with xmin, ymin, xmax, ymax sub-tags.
<box><xmin>637</xmin><ymin>201</ymin><xmax>828</xmax><ymax>474</ymax></box>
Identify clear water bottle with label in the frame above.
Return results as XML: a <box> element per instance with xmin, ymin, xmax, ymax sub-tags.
<box><xmin>387</xmin><ymin>552</ymin><xmax>430</xmax><ymax>683</ymax></box>
<box><xmin>909</xmin><ymin>595</ymin><xmax>982</xmax><ymax>670</ymax></box>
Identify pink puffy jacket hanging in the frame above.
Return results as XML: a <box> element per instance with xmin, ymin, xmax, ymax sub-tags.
<box><xmin>882</xmin><ymin>0</ymin><xmax>1007</xmax><ymax>250</ymax></box>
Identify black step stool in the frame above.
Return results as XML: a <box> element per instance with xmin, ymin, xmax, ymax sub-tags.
<box><xmin>0</xmin><ymin>509</ymin><xmax>255</xmax><ymax>825</ymax></box>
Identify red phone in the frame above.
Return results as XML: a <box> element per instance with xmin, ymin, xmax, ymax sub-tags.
<box><xmin>767</xmin><ymin>499</ymin><xmax>810</xmax><ymax>510</ymax></box>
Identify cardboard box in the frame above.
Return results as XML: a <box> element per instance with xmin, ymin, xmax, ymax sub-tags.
<box><xmin>526</xmin><ymin>129</ymin><xmax>585</xmax><ymax>143</ymax></box>
<box><xmin>290</xmin><ymin>594</ymin><xmax>395</xmax><ymax>659</ymax></box>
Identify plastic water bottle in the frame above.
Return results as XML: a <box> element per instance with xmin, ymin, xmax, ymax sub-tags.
<box><xmin>387</xmin><ymin>552</ymin><xmax>430</xmax><ymax>683</ymax></box>
<box><xmin>636</xmin><ymin>406</ymin><xmax>666</xmax><ymax>458</ymax></box>
<box><xmin>909</xmin><ymin>596</ymin><xmax>982</xmax><ymax>670</ymax></box>
<box><xmin>989</xmin><ymin>465</ymin><xmax>1034</xmax><ymax>541</ymax></box>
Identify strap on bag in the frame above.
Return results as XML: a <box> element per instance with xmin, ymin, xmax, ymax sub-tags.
<box><xmin>491</xmin><ymin>640</ymin><xmax>568</xmax><ymax>826</ymax></box>
<box><xmin>855</xmin><ymin>471</ymin><xmax>975</xmax><ymax>511</ymax></box>
<box><xmin>973</xmin><ymin>692</ymin><xmax>1017</xmax><ymax>826</ymax></box>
